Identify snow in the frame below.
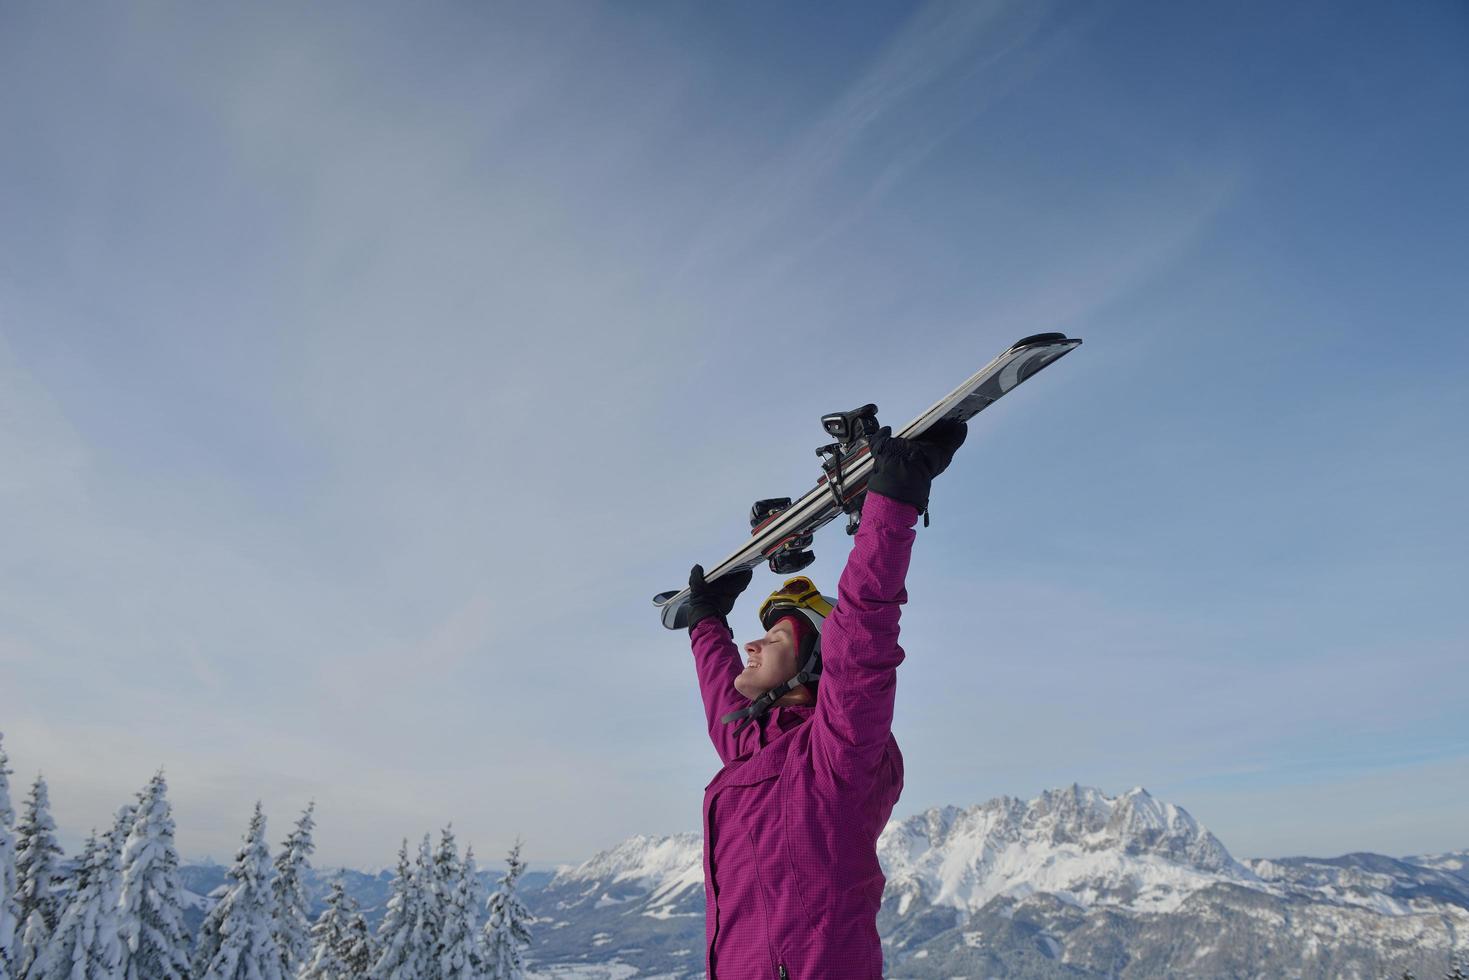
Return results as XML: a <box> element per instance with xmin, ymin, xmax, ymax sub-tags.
<box><xmin>877</xmin><ymin>785</ymin><xmax>1253</xmax><ymax>916</ymax></box>
<box><xmin>639</xmin><ymin>907</ymin><xmax>698</xmax><ymax>920</ymax></box>
<box><xmin>271</xmin><ymin>803</ymin><xmax>317</xmax><ymax>978</ymax></box>
<box><xmin>194</xmin><ymin>803</ymin><xmax>283</xmax><ymax>980</ymax></box>
<box><xmin>1245</xmin><ymin>855</ymin><xmax>1460</xmax><ymax>916</ymax></box>
<box><xmin>551</xmin><ymin>833</ymin><xmax>705</xmax><ymax>920</ymax></box>
<box><xmin>523</xmin><ymin>961</ymin><xmax>642</xmax><ymax>979</ymax></box>
<box><xmin>118</xmin><ymin>773</ymin><xmax>192</xmax><ymax>980</ymax></box>
<box><xmin>550</xmin><ymin>834</ymin><xmax>702</xmax><ymax>892</ymax></box>
<box><xmin>0</xmin><ymin>735</ymin><xmax>18</xmax><ymax>973</ymax></box>
<box><xmin>1408</xmin><ymin>849</ymin><xmax>1469</xmax><ymax>875</ymax></box>
<box><xmin>484</xmin><ymin>837</ymin><xmax>535</xmax><ymax>979</ymax></box>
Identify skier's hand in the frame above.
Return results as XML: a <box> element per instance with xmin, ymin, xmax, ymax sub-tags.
<box><xmin>686</xmin><ymin>564</ymin><xmax>753</xmax><ymax>634</ymax></box>
<box><xmin>865</xmin><ymin>419</ymin><xmax>969</xmax><ymax>513</ymax></box>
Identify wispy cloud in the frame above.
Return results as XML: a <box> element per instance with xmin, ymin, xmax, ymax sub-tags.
<box><xmin>676</xmin><ymin>1</ymin><xmax>1081</xmax><ymax>281</ymax></box>
<box><xmin>1</xmin><ymin>1</ymin><xmax>1464</xmax><ymax>867</ymax></box>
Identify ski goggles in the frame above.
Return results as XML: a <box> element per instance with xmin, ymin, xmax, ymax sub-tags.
<box><xmin>758</xmin><ymin>576</ymin><xmax>835</xmax><ymax>630</ymax></box>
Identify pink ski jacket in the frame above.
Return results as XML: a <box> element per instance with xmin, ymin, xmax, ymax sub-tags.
<box><xmin>689</xmin><ymin>490</ymin><xmax>917</xmax><ymax>979</ymax></box>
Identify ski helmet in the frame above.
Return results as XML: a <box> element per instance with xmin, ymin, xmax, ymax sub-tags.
<box><xmin>720</xmin><ymin>576</ymin><xmax>836</xmax><ymax>734</ymax></box>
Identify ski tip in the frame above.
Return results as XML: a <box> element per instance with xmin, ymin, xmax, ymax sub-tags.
<box><xmin>1008</xmin><ymin>332</ymin><xmax>1078</xmax><ymax>351</ymax></box>
<box><xmin>654</xmin><ymin>589</ymin><xmax>692</xmax><ymax>630</ymax></box>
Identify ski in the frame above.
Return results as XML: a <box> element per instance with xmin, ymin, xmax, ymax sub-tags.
<box><xmin>653</xmin><ymin>332</ymin><xmax>1082</xmax><ymax>629</ymax></box>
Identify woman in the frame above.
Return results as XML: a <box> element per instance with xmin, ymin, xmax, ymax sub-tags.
<box><xmin>685</xmin><ymin>420</ymin><xmax>968</xmax><ymax>979</ymax></box>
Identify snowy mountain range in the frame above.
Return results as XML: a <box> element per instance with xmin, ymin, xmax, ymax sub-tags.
<box><xmin>876</xmin><ymin>785</ymin><xmax>1249</xmax><ymax>918</ymax></box>
<box><xmin>181</xmin><ymin>785</ymin><xmax>1467</xmax><ymax>979</ymax></box>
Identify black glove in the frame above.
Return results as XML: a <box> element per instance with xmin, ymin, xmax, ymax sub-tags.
<box><xmin>865</xmin><ymin>418</ymin><xmax>969</xmax><ymax>514</ymax></box>
<box><xmin>686</xmin><ymin>564</ymin><xmax>753</xmax><ymax>633</ymax></box>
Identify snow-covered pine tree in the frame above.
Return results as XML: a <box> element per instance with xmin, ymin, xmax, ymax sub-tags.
<box><xmin>369</xmin><ymin>840</ymin><xmax>424</xmax><ymax>980</ymax></box>
<box><xmin>29</xmin><ymin>832</ymin><xmax>90</xmax><ymax>980</ymax></box>
<box><xmin>27</xmin><ymin>831</ymin><xmax>96</xmax><ymax>980</ymax></box>
<box><xmin>461</xmin><ymin>847</ymin><xmax>487</xmax><ymax>930</ymax></box>
<box><xmin>409</xmin><ymin>834</ymin><xmax>439</xmax><ymax>980</ymax></box>
<box><xmin>427</xmin><ymin>828</ymin><xmax>461</xmax><ymax>978</ymax></box>
<box><xmin>481</xmin><ymin>839</ymin><xmax>531</xmax><ymax>980</ymax></box>
<box><xmin>14</xmin><ymin>774</ymin><xmax>65</xmax><ymax>979</ymax></box>
<box><xmin>341</xmin><ymin>898</ymin><xmax>376</xmax><ymax>977</ymax></box>
<box><xmin>18</xmin><ymin>913</ymin><xmax>49</xmax><ymax>980</ymax></box>
<box><xmin>0</xmin><ymin>734</ymin><xmax>20</xmax><ymax>980</ymax></box>
<box><xmin>297</xmin><ymin>878</ymin><xmax>352</xmax><ymax>980</ymax></box>
<box><xmin>114</xmin><ymin>803</ymin><xmax>137</xmax><ymax>843</ymax></box>
<box><xmin>116</xmin><ymin>772</ymin><xmax>191</xmax><ymax>980</ymax></box>
<box><xmin>436</xmin><ymin>839</ymin><xmax>483</xmax><ymax>980</ymax></box>
<box><xmin>191</xmin><ymin>852</ymin><xmax>229</xmax><ymax>976</ymax></box>
<box><xmin>1444</xmin><ymin>963</ymin><xmax>1468</xmax><ymax>980</ymax></box>
<box><xmin>271</xmin><ymin>802</ymin><xmax>316</xmax><ymax>979</ymax></box>
<box><xmin>462</xmin><ymin>847</ymin><xmax>487</xmax><ymax>977</ymax></box>
<box><xmin>36</xmin><ymin>807</ymin><xmax>130</xmax><ymax>980</ymax></box>
<box><xmin>193</xmin><ymin>802</ymin><xmax>282</xmax><ymax>980</ymax></box>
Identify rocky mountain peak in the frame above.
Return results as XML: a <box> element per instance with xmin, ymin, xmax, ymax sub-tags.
<box><xmin>877</xmin><ymin>785</ymin><xmax>1250</xmax><ymax>915</ymax></box>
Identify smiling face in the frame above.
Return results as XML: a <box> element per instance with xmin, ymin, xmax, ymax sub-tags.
<box><xmin>734</xmin><ymin>614</ymin><xmax>814</xmax><ymax>704</ymax></box>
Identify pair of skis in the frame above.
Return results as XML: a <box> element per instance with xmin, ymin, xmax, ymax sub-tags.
<box><xmin>653</xmin><ymin>332</ymin><xmax>1082</xmax><ymax>630</ymax></box>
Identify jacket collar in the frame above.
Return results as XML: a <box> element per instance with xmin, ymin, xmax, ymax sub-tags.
<box><xmin>771</xmin><ymin>703</ymin><xmax>813</xmax><ymax>733</ymax></box>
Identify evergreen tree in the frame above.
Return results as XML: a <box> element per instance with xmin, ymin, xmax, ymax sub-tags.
<box><xmin>460</xmin><ymin>849</ymin><xmax>487</xmax><ymax>931</ymax></box>
<box><xmin>0</xmin><ymin>734</ymin><xmax>20</xmax><ymax>980</ymax></box>
<box><xmin>272</xmin><ymin>803</ymin><xmax>316</xmax><ymax>979</ymax></box>
<box><xmin>408</xmin><ymin>835</ymin><xmax>438</xmax><ymax>980</ymax></box>
<box><xmin>426</xmin><ymin>828</ymin><xmax>461</xmax><ymax>979</ymax></box>
<box><xmin>369</xmin><ymin>840</ymin><xmax>425</xmax><ymax>980</ymax></box>
<box><xmin>116</xmin><ymin>772</ymin><xmax>191</xmax><ymax>980</ymax></box>
<box><xmin>193</xmin><ymin>802</ymin><xmax>282</xmax><ymax>980</ymax></box>
<box><xmin>341</xmin><ymin>900</ymin><xmax>375</xmax><ymax>978</ymax></box>
<box><xmin>191</xmin><ymin>869</ymin><xmax>229</xmax><ymax>973</ymax></box>
<box><xmin>1445</xmin><ymin>964</ymin><xmax>1468</xmax><ymax>980</ymax></box>
<box><xmin>437</xmin><ymin>844</ymin><xmax>484</xmax><ymax>980</ymax></box>
<box><xmin>26</xmin><ymin>832</ymin><xmax>98</xmax><ymax>980</ymax></box>
<box><xmin>14</xmin><ymin>774</ymin><xmax>65</xmax><ymax>979</ymax></box>
<box><xmin>481</xmin><ymin>840</ymin><xmax>531</xmax><ymax>980</ymax></box>
<box><xmin>37</xmin><ymin>808</ymin><xmax>130</xmax><ymax>980</ymax></box>
<box><xmin>298</xmin><ymin>879</ymin><xmax>352</xmax><ymax>980</ymax></box>
<box><xmin>18</xmin><ymin>912</ymin><xmax>50</xmax><ymax>980</ymax></box>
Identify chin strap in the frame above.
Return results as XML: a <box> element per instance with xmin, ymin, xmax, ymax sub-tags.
<box><xmin>719</xmin><ymin>646</ymin><xmax>822</xmax><ymax>735</ymax></box>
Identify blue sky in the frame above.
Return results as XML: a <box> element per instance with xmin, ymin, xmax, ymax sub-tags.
<box><xmin>1</xmin><ymin>1</ymin><xmax>1465</xmax><ymax>870</ymax></box>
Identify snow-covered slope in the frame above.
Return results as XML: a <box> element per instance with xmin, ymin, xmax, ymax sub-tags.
<box><xmin>1247</xmin><ymin>851</ymin><xmax>1469</xmax><ymax>915</ymax></box>
<box><xmin>545</xmin><ymin>832</ymin><xmax>704</xmax><ymax>919</ymax></box>
<box><xmin>1407</xmin><ymin>849</ymin><xmax>1469</xmax><ymax>883</ymax></box>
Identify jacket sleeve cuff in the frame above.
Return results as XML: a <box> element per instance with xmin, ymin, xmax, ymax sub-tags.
<box><xmin>689</xmin><ymin>614</ymin><xmax>730</xmax><ymax>638</ymax></box>
<box><xmin>863</xmin><ymin>489</ymin><xmax>922</xmax><ymax>528</ymax></box>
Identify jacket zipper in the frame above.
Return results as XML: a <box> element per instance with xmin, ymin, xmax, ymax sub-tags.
<box><xmin>778</xmin><ymin>966</ymin><xmax>789</xmax><ymax>979</ymax></box>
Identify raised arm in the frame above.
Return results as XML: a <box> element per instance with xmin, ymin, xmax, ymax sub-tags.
<box><xmin>690</xmin><ymin>617</ymin><xmax>760</xmax><ymax>765</ymax></box>
<box><xmin>811</xmin><ymin>419</ymin><xmax>968</xmax><ymax>783</ymax></box>
<box><xmin>810</xmin><ymin>491</ymin><xmax>918</xmax><ymax>780</ymax></box>
<box><xmin>685</xmin><ymin>564</ymin><xmax>756</xmax><ymax>765</ymax></box>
